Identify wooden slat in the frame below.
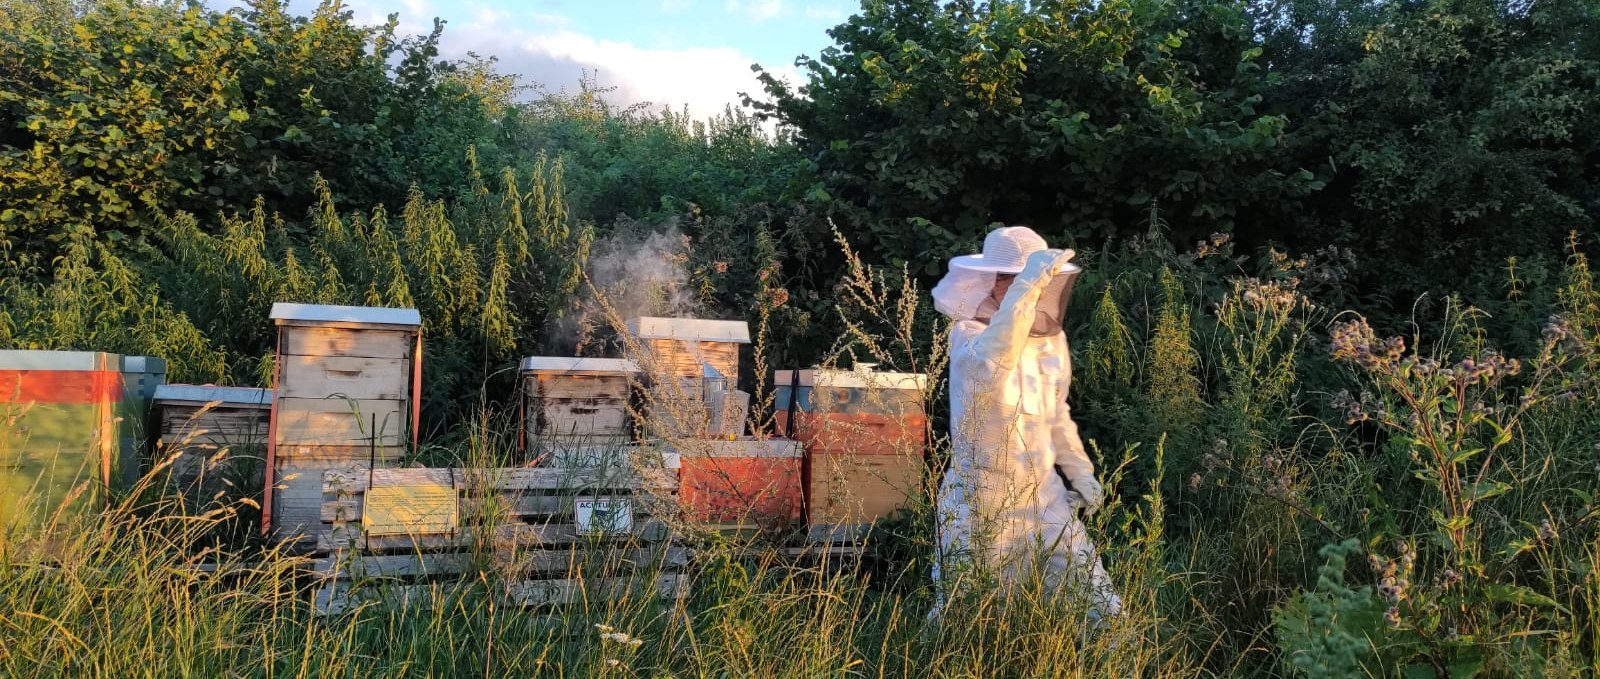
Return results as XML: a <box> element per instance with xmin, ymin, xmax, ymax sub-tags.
<box><xmin>323</xmin><ymin>466</ymin><xmax>677</xmax><ymax>494</ymax></box>
<box><xmin>279</xmin><ymin>356</ymin><xmax>410</xmax><ymax>400</ymax></box>
<box><xmin>529</xmin><ymin>374</ymin><xmax>632</xmax><ymax>399</ymax></box>
<box><xmin>283</xmin><ymin>327</ymin><xmax>414</xmax><ymax>359</ymax></box>
<box><xmin>275</xmin><ymin>398</ymin><xmax>405</xmax><ymax>446</ymax></box>
<box><xmin>320</xmin><ymin>492</ymin><xmax>669</xmax><ymax>524</ymax></box>
<box><xmin>313</xmin><ymin>574</ymin><xmax>687</xmax><ymax>615</ymax></box>
<box><xmin>318</xmin><ymin>520</ymin><xmax>673</xmax><ymax>552</ymax></box>
<box><xmin>500</xmin><ymin>574</ymin><xmax>688</xmax><ymax>607</ymax></box>
<box><xmin>313</xmin><ymin>545</ymin><xmax>688</xmax><ymax>580</ymax></box>
<box><xmin>275</xmin><ymin>445</ymin><xmax>407</xmax><ymax>462</ymax></box>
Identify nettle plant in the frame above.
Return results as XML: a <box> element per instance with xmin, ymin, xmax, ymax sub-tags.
<box><xmin>1278</xmin><ymin>307</ymin><xmax>1596</xmax><ymax>677</ymax></box>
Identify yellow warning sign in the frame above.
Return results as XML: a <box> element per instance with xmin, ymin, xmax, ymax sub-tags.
<box><xmin>362</xmin><ymin>483</ymin><xmax>458</xmax><ymax>536</ymax></box>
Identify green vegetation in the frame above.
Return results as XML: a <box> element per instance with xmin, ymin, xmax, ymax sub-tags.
<box><xmin>2</xmin><ymin>0</ymin><xmax>1598</xmax><ymax>676</ymax></box>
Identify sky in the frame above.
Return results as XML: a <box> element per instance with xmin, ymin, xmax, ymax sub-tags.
<box><xmin>263</xmin><ymin>0</ymin><xmax>853</xmax><ymax>120</ymax></box>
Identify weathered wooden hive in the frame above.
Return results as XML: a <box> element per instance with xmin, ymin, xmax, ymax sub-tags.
<box><xmin>626</xmin><ymin>317</ymin><xmax>749</xmax><ymax>385</ymax></box>
<box><xmin>626</xmin><ymin>317</ymin><xmax>750</xmax><ymax>439</ymax></box>
<box><xmin>0</xmin><ymin>350</ymin><xmax>145</xmax><ymax>530</ymax></box>
<box><xmin>519</xmin><ymin>357</ymin><xmax>641</xmax><ymax>465</ymax></box>
<box><xmin>773</xmin><ymin>365</ymin><xmax>930</xmax><ymax>532</ymax></box>
<box><xmin>265</xmin><ymin>303</ymin><xmax>422</xmax><ymax>549</ymax></box>
<box><xmin>153</xmin><ymin>384</ymin><xmax>271</xmax><ymax>502</ymax></box>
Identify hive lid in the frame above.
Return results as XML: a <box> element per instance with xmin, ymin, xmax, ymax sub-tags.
<box><xmin>773</xmin><ymin>365</ymin><xmax>929</xmax><ymax>391</ymax></box>
<box><xmin>519</xmin><ymin>357</ymin><xmax>642</xmax><ymax>374</ymax></box>
<box><xmin>154</xmin><ymin>384</ymin><xmax>274</xmax><ymax>407</ymax></box>
<box><xmin>626</xmin><ymin>317</ymin><xmax>750</xmax><ymax>343</ymax></box>
<box><xmin>270</xmin><ymin>303</ymin><xmax>421</xmax><ymax>328</ymax></box>
<box><xmin>0</xmin><ymin>349</ymin><xmax>119</xmax><ymax>371</ymax></box>
<box><xmin>666</xmin><ymin>437</ymin><xmax>802</xmax><ymax>458</ymax></box>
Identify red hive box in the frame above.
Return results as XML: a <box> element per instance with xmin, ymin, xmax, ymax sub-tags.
<box><xmin>674</xmin><ymin>437</ymin><xmax>803</xmax><ymax>529</ymax></box>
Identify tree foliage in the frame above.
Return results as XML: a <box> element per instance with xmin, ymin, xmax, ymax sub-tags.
<box><xmin>0</xmin><ymin>0</ymin><xmax>516</xmax><ymax>269</ymax></box>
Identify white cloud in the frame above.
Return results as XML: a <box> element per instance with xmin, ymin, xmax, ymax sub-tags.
<box><xmin>256</xmin><ymin>0</ymin><xmax>798</xmax><ymax>123</ymax></box>
<box><xmin>724</xmin><ymin>0</ymin><xmax>788</xmax><ymax>22</ymax></box>
<box><xmin>748</xmin><ymin>0</ymin><xmax>785</xmax><ymax>21</ymax></box>
<box><xmin>438</xmin><ymin>23</ymin><xmax>800</xmax><ymax>122</ymax></box>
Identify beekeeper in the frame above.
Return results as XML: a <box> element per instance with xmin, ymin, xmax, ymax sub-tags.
<box><xmin>928</xmin><ymin>225</ymin><xmax>1122</xmax><ymax>625</ymax></box>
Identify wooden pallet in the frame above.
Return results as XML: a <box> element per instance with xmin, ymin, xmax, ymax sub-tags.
<box><xmin>311</xmin><ymin>464</ymin><xmax>687</xmax><ymax>615</ymax></box>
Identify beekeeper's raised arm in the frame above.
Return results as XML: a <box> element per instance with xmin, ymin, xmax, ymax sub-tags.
<box><xmin>970</xmin><ymin>248</ymin><xmax>1078</xmax><ymax>371</ymax></box>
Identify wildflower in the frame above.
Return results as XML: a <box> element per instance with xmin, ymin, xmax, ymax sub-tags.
<box><xmin>713</xmin><ymin>261</ymin><xmax>729</xmax><ymax>274</ymax></box>
<box><xmin>1330</xmin><ymin>319</ymin><xmax>1405</xmax><ymax>372</ymax></box>
<box><xmin>1441</xmin><ymin>569</ymin><xmax>1461</xmax><ymax>587</ymax></box>
<box><xmin>1384</xmin><ymin>606</ymin><xmax>1400</xmax><ymax>627</ymax></box>
<box><xmin>629</xmin><ymin>639</ymin><xmax>643</xmax><ymax>648</ymax></box>
<box><xmin>1187</xmin><ymin>473</ymin><xmax>1203</xmax><ymax>491</ymax></box>
<box><xmin>1540</xmin><ymin>518</ymin><xmax>1559</xmax><ymax>541</ymax></box>
<box><xmin>608</xmin><ymin>659</ymin><xmax>621</xmax><ymax>667</ymax></box>
<box><xmin>595</xmin><ymin>624</ymin><xmax>614</xmax><ymax>633</ymax></box>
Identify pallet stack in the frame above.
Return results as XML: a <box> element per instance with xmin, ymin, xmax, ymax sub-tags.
<box><xmin>265</xmin><ymin>303</ymin><xmax>422</xmax><ymax>550</ymax></box>
<box><xmin>313</xmin><ymin>462</ymin><xmax>684</xmax><ymax>615</ymax></box>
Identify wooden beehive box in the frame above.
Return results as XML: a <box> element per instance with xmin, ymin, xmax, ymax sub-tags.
<box><xmin>671</xmin><ymin>437</ymin><xmax>803</xmax><ymax>531</ymax></box>
<box><xmin>520</xmin><ymin>357</ymin><xmax>640</xmax><ymax>464</ymax></box>
<box><xmin>153</xmin><ymin>384</ymin><xmax>271</xmax><ymax>504</ymax></box>
<box><xmin>626</xmin><ymin>317</ymin><xmax>749</xmax><ymax>386</ymax></box>
<box><xmin>0</xmin><ymin>350</ymin><xmax>129</xmax><ymax>531</ymax></box>
<box><xmin>773</xmin><ymin>365</ymin><xmax>930</xmax><ymax>531</ymax></box>
<box><xmin>266</xmin><ymin>303</ymin><xmax>422</xmax><ymax>550</ymax></box>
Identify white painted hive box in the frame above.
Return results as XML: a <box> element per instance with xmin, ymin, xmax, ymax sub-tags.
<box><xmin>266</xmin><ymin>303</ymin><xmax>422</xmax><ymax>548</ymax></box>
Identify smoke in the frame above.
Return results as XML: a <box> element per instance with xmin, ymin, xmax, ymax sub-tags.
<box><xmin>553</xmin><ymin>221</ymin><xmax>707</xmax><ymax>355</ymax></box>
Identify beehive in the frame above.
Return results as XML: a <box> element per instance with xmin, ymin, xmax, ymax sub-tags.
<box><xmin>266</xmin><ymin>303</ymin><xmax>422</xmax><ymax>549</ymax></box>
<box><xmin>626</xmin><ymin>317</ymin><xmax>749</xmax><ymax>385</ymax></box>
<box><xmin>520</xmin><ymin>357</ymin><xmax>640</xmax><ymax>464</ymax></box>
<box><xmin>0</xmin><ymin>350</ymin><xmax>154</xmax><ymax>530</ymax></box>
<box><xmin>153</xmin><ymin>385</ymin><xmax>271</xmax><ymax>503</ymax></box>
<box><xmin>773</xmin><ymin>365</ymin><xmax>930</xmax><ymax>528</ymax></box>
<box><xmin>673</xmin><ymin>437</ymin><xmax>803</xmax><ymax>530</ymax></box>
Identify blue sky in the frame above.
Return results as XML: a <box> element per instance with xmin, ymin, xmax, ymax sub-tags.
<box><xmin>268</xmin><ymin>0</ymin><xmax>852</xmax><ymax>119</ymax></box>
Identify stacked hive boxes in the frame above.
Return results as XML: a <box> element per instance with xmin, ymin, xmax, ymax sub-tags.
<box><xmin>622</xmin><ymin>316</ymin><xmax>803</xmax><ymax>529</ymax></box>
<box><xmin>266</xmin><ymin>303</ymin><xmax>421</xmax><ymax>549</ymax></box>
<box><xmin>153</xmin><ymin>384</ymin><xmax>272</xmax><ymax>503</ymax></box>
<box><xmin>773</xmin><ymin>365</ymin><xmax>930</xmax><ymax>534</ymax></box>
<box><xmin>520</xmin><ymin>357</ymin><xmax>641</xmax><ymax>466</ymax></box>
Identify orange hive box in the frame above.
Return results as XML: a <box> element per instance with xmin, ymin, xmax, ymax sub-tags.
<box><xmin>672</xmin><ymin>437</ymin><xmax>802</xmax><ymax>531</ymax></box>
<box><xmin>773</xmin><ymin>364</ymin><xmax>930</xmax><ymax>532</ymax></box>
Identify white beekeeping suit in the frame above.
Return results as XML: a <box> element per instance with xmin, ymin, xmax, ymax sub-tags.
<box><xmin>928</xmin><ymin>226</ymin><xmax>1122</xmax><ymax>625</ymax></box>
